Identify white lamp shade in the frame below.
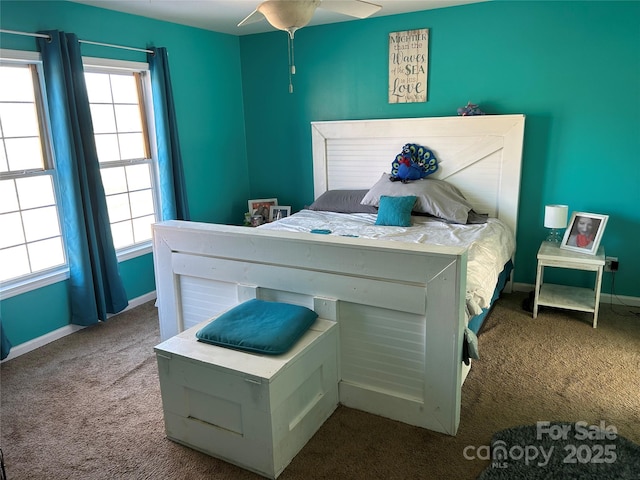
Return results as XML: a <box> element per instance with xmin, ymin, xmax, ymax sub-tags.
<box><xmin>544</xmin><ymin>204</ymin><xmax>568</xmax><ymax>229</ymax></box>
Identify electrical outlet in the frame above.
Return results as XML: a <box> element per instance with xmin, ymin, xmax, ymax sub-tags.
<box><xmin>605</xmin><ymin>256</ymin><xmax>619</xmax><ymax>272</ymax></box>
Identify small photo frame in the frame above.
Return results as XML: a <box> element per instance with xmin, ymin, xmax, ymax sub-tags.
<box><xmin>560</xmin><ymin>212</ymin><xmax>608</xmax><ymax>255</ymax></box>
<box><xmin>248</xmin><ymin>198</ymin><xmax>278</xmax><ymax>222</ymax></box>
<box><xmin>269</xmin><ymin>205</ymin><xmax>291</xmax><ymax>222</ymax></box>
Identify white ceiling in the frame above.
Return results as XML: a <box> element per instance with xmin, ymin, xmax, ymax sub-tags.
<box><xmin>68</xmin><ymin>0</ymin><xmax>484</xmax><ymax>36</ymax></box>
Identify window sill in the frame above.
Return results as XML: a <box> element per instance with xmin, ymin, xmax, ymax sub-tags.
<box><xmin>0</xmin><ymin>244</ymin><xmax>153</xmax><ymax>300</ymax></box>
<box><xmin>0</xmin><ymin>267</ymin><xmax>69</xmax><ymax>300</ymax></box>
<box><xmin>116</xmin><ymin>242</ymin><xmax>152</xmax><ymax>262</ymax></box>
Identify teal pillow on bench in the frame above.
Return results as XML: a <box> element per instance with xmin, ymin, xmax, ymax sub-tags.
<box><xmin>195</xmin><ymin>299</ymin><xmax>318</xmax><ymax>355</ymax></box>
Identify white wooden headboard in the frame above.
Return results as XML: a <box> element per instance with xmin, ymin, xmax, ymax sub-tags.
<box><xmin>311</xmin><ymin>115</ymin><xmax>525</xmax><ymax>237</ymax></box>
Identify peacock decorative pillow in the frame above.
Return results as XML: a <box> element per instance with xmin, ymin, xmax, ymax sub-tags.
<box><xmin>390</xmin><ymin>143</ymin><xmax>438</xmax><ymax>183</ymax></box>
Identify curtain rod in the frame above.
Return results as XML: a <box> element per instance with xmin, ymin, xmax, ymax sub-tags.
<box><xmin>0</xmin><ymin>29</ymin><xmax>154</xmax><ymax>54</ymax></box>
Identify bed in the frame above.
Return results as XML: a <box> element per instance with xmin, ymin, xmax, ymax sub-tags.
<box><xmin>152</xmin><ymin>114</ymin><xmax>525</xmax><ymax>436</ymax></box>
<box><xmin>259</xmin><ymin>210</ymin><xmax>515</xmax><ymax>339</ymax></box>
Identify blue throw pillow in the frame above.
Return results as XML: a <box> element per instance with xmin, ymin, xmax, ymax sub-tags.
<box><xmin>195</xmin><ymin>299</ymin><xmax>318</xmax><ymax>355</ymax></box>
<box><xmin>375</xmin><ymin>195</ymin><xmax>416</xmax><ymax>227</ymax></box>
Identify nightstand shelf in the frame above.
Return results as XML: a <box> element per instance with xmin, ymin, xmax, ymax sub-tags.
<box><xmin>538</xmin><ymin>284</ymin><xmax>598</xmax><ymax>312</ymax></box>
<box><xmin>533</xmin><ymin>242</ymin><xmax>605</xmax><ymax>327</ymax></box>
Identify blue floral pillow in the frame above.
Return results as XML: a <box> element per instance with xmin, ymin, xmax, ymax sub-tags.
<box><xmin>375</xmin><ymin>195</ymin><xmax>416</xmax><ymax>227</ymax></box>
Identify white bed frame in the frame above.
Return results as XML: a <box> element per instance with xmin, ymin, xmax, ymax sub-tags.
<box><xmin>153</xmin><ymin>115</ymin><xmax>525</xmax><ymax>436</ymax></box>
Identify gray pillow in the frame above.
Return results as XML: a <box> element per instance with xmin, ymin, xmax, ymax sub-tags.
<box><xmin>361</xmin><ymin>173</ymin><xmax>473</xmax><ymax>224</ymax></box>
<box><xmin>308</xmin><ymin>190</ymin><xmax>378</xmax><ymax>214</ymax></box>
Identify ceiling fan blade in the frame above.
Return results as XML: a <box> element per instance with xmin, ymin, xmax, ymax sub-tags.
<box><xmin>320</xmin><ymin>0</ymin><xmax>382</xmax><ymax>19</ymax></box>
<box><xmin>238</xmin><ymin>8</ymin><xmax>265</xmax><ymax>27</ymax></box>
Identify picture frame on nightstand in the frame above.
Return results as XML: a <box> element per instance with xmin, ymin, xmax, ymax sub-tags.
<box><xmin>248</xmin><ymin>198</ymin><xmax>278</xmax><ymax>222</ymax></box>
<box><xmin>560</xmin><ymin>212</ymin><xmax>608</xmax><ymax>255</ymax></box>
<box><xmin>269</xmin><ymin>205</ymin><xmax>291</xmax><ymax>222</ymax></box>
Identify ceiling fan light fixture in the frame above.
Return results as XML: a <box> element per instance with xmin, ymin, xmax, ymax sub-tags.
<box><xmin>238</xmin><ymin>0</ymin><xmax>382</xmax><ymax>93</ymax></box>
<box><xmin>257</xmin><ymin>0</ymin><xmax>320</xmax><ymax>34</ymax></box>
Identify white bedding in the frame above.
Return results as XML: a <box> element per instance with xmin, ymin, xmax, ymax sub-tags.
<box><xmin>259</xmin><ymin>210</ymin><xmax>516</xmax><ymax>320</ymax></box>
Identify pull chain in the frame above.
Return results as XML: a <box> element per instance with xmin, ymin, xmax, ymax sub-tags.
<box><xmin>287</xmin><ymin>30</ymin><xmax>295</xmax><ymax>94</ymax></box>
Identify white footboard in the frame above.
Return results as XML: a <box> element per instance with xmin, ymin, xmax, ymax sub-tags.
<box><xmin>153</xmin><ymin>220</ymin><xmax>467</xmax><ymax>435</ymax></box>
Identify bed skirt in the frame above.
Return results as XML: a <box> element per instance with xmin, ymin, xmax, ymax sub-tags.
<box><xmin>468</xmin><ymin>260</ymin><xmax>513</xmax><ymax>335</ymax></box>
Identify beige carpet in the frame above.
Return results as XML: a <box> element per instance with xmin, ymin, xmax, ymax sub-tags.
<box><xmin>1</xmin><ymin>292</ymin><xmax>639</xmax><ymax>480</ymax></box>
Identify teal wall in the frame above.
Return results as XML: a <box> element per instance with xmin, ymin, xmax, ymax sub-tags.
<box><xmin>1</xmin><ymin>1</ymin><xmax>638</xmax><ymax>350</ymax></box>
<box><xmin>0</xmin><ymin>282</ymin><xmax>70</xmax><ymax>346</ymax></box>
<box><xmin>240</xmin><ymin>1</ymin><xmax>640</xmax><ymax>297</ymax></box>
<box><xmin>0</xmin><ymin>1</ymin><xmax>248</xmax><ymax>347</ymax></box>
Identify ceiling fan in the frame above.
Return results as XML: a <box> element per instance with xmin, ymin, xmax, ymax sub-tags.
<box><xmin>238</xmin><ymin>0</ymin><xmax>382</xmax><ymax>37</ymax></box>
<box><xmin>238</xmin><ymin>0</ymin><xmax>382</xmax><ymax>93</ymax></box>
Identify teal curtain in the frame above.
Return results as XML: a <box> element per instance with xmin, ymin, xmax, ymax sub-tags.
<box><xmin>148</xmin><ymin>47</ymin><xmax>190</xmax><ymax>221</ymax></box>
<box><xmin>37</xmin><ymin>31</ymin><xmax>128</xmax><ymax>326</ymax></box>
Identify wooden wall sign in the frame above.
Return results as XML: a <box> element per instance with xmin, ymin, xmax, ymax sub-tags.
<box><xmin>388</xmin><ymin>29</ymin><xmax>429</xmax><ymax>104</ymax></box>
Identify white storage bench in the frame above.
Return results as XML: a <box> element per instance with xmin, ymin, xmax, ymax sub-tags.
<box><xmin>154</xmin><ymin>316</ymin><xmax>339</xmax><ymax>479</ymax></box>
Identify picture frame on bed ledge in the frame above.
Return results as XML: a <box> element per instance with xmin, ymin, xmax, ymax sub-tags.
<box><xmin>248</xmin><ymin>198</ymin><xmax>278</xmax><ymax>222</ymax></box>
<box><xmin>560</xmin><ymin>211</ymin><xmax>608</xmax><ymax>255</ymax></box>
<box><xmin>269</xmin><ymin>205</ymin><xmax>291</xmax><ymax>222</ymax></box>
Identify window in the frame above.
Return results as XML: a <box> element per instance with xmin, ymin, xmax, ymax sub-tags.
<box><xmin>0</xmin><ymin>61</ymin><xmax>66</xmax><ymax>283</ymax></box>
<box><xmin>84</xmin><ymin>66</ymin><xmax>158</xmax><ymax>253</ymax></box>
<box><xmin>0</xmin><ymin>52</ymin><xmax>159</xmax><ymax>297</ymax></box>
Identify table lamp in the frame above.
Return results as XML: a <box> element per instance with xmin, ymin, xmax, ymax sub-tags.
<box><xmin>544</xmin><ymin>204</ymin><xmax>568</xmax><ymax>243</ymax></box>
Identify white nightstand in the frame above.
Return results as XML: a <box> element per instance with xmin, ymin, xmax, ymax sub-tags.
<box><xmin>533</xmin><ymin>242</ymin><xmax>605</xmax><ymax>328</ymax></box>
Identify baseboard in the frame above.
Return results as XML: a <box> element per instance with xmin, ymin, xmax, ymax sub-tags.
<box><xmin>2</xmin><ymin>324</ymin><xmax>87</xmax><ymax>362</ymax></box>
<box><xmin>2</xmin><ymin>291</ymin><xmax>157</xmax><ymax>363</ymax></box>
<box><xmin>512</xmin><ymin>282</ymin><xmax>640</xmax><ymax>308</ymax></box>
